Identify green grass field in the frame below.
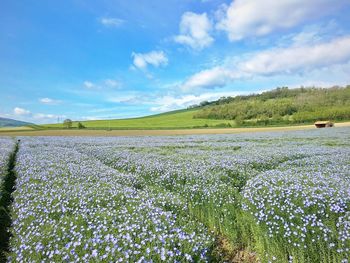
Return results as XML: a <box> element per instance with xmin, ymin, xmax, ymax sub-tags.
<box><xmin>42</xmin><ymin>109</ymin><xmax>236</xmax><ymax>129</ymax></box>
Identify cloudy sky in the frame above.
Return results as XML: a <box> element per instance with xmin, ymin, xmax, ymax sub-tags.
<box><xmin>1</xmin><ymin>0</ymin><xmax>350</xmax><ymax>123</ymax></box>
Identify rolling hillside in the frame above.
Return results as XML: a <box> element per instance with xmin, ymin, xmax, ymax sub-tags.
<box><xmin>0</xmin><ymin>117</ymin><xmax>33</xmax><ymax>127</ymax></box>
<box><xmin>42</xmin><ymin>109</ymin><xmax>235</xmax><ymax>129</ymax></box>
<box><xmin>193</xmin><ymin>86</ymin><xmax>350</xmax><ymax>126</ymax></box>
<box><xmin>41</xmin><ymin>86</ymin><xmax>350</xmax><ymax>130</ymax></box>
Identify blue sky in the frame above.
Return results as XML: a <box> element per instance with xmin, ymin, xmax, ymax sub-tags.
<box><xmin>1</xmin><ymin>0</ymin><xmax>350</xmax><ymax>123</ymax></box>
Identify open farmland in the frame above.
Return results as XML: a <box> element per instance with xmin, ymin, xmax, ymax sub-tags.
<box><xmin>0</xmin><ymin>138</ymin><xmax>16</xmax><ymax>262</ymax></box>
<box><xmin>41</xmin><ymin>109</ymin><xmax>236</xmax><ymax>130</ymax></box>
<box><xmin>1</xmin><ymin>127</ymin><xmax>350</xmax><ymax>262</ymax></box>
<box><xmin>0</xmin><ymin>122</ymin><xmax>349</xmax><ymax>137</ymax></box>
<box><xmin>0</xmin><ymin>138</ymin><xmax>15</xmax><ymax>194</ymax></box>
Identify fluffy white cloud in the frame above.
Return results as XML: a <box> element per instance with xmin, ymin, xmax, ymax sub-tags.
<box><xmin>216</xmin><ymin>0</ymin><xmax>348</xmax><ymax>41</ymax></box>
<box><xmin>39</xmin><ymin>98</ymin><xmax>61</xmax><ymax>105</ymax></box>
<box><xmin>150</xmin><ymin>91</ymin><xmax>244</xmax><ymax>112</ymax></box>
<box><xmin>238</xmin><ymin>36</ymin><xmax>350</xmax><ymax>75</ymax></box>
<box><xmin>181</xmin><ymin>67</ymin><xmax>233</xmax><ymax>91</ymax></box>
<box><xmin>7</xmin><ymin>108</ymin><xmax>64</xmax><ymax>124</ymax></box>
<box><xmin>174</xmin><ymin>12</ymin><xmax>213</xmax><ymax>50</ymax></box>
<box><xmin>99</xmin><ymin>17</ymin><xmax>124</xmax><ymax>27</ymax></box>
<box><xmin>131</xmin><ymin>51</ymin><xmax>168</xmax><ymax>70</ymax></box>
<box><xmin>13</xmin><ymin>107</ymin><xmax>31</xmax><ymax>116</ymax></box>
<box><xmin>181</xmin><ymin>36</ymin><xmax>350</xmax><ymax>90</ymax></box>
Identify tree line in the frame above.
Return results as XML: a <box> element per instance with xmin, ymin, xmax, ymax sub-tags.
<box><xmin>63</xmin><ymin>119</ymin><xmax>86</xmax><ymax>129</ymax></box>
<box><xmin>192</xmin><ymin>86</ymin><xmax>350</xmax><ymax>125</ymax></box>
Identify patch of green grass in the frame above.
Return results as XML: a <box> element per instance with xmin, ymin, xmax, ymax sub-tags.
<box><xmin>41</xmin><ymin>109</ymin><xmax>236</xmax><ymax>129</ymax></box>
<box><xmin>323</xmin><ymin>140</ymin><xmax>349</xmax><ymax>147</ymax></box>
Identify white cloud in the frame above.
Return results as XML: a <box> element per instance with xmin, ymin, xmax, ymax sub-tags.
<box><xmin>181</xmin><ymin>67</ymin><xmax>233</xmax><ymax>91</ymax></box>
<box><xmin>7</xmin><ymin>108</ymin><xmax>64</xmax><ymax>124</ymax></box>
<box><xmin>131</xmin><ymin>51</ymin><xmax>168</xmax><ymax>70</ymax></box>
<box><xmin>83</xmin><ymin>81</ymin><xmax>95</xmax><ymax>89</ymax></box>
<box><xmin>108</xmin><ymin>95</ymin><xmax>139</xmax><ymax>104</ymax></box>
<box><xmin>104</xmin><ymin>79</ymin><xmax>121</xmax><ymax>88</ymax></box>
<box><xmin>238</xmin><ymin>36</ymin><xmax>350</xmax><ymax>75</ymax></box>
<box><xmin>174</xmin><ymin>12</ymin><xmax>213</xmax><ymax>50</ymax></box>
<box><xmin>83</xmin><ymin>79</ymin><xmax>121</xmax><ymax>90</ymax></box>
<box><xmin>33</xmin><ymin>113</ymin><xmax>57</xmax><ymax>120</ymax></box>
<box><xmin>32</xmin><ymin>113</ymin><xmax>65</xmax><ymax>124</ymax></box>
<box><xmin>13</xmin><ymin>107</ymin><xmax>31</xmax><ymax>116</ymax></box>
<box><xmin>216</xmin><ymin>0</ymin><xmax>348</xmax><ymax>41</ymax></box>
<box><xmin>39</xmin><ymin>98</ymin><xmax>61</xmax><ymax>105</ymax></box>
<box><xmin>277</xmin><ymin>20</ymin><xmax>340</xmax><ymax>48</ymax></box>
<box><xmin>150</xmin><ymin>91</ymin><xmax>244</xmax><ymax>112</ymax></box>
<box><xmin>181</xmin><ymin>36</ymin><xmax>350</xmax><ymax>90</ymax></box>
<box><xmin>99</xmin><ymin>17</ymin><xmax>124</xmax><ymax>27</ymax></box>
<box><xmin>289</xmin><ymin>26</ymin><xmax>325</xmax><ymax>47</ymax></box>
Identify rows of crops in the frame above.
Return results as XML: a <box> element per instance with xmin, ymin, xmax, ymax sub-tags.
<box><xmin>10</xmin><ymin>140</ymin><xmax>212</xmax><ymax>262</ymax></box>
<box><xmin>0</xmin><ymin>138</ymin><xmax>16</xmax><ymax>262</ymax></box>
<box><xmin>0</xmin><ymin>138</ymin><xmax>15</xmax><ymax>198</ymax></box>
<box><xmin>2</xmin><ymin>127</ymin><xmax>350</xmax><ymax>262</ymax></box>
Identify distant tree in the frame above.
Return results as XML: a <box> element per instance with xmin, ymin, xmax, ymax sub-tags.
<box><xmin>63</xmin><ymin>119</ymin><xmax>72</xmax><ymax>129</ymax></box>
<box><xmin>199</xmin><ymin>101</ymin><xmax>210</xmax><ymax>107</ymax></box>
<box><xmin>78</xmin><ymin>122</ymin><xmax>86</xmax><ymax>129</ymax></box>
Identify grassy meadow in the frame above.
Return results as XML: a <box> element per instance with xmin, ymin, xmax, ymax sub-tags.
<box><xmin>0</xmin><ymin>126</ymin><xmax>34</xmax><ymax>131</ymax></box>
<box><xmin>34</xmin><ymin>86</ymin><xmax>350</xmax><ymax>131</ymax></box>
<box><xmin>42</xmin><ymin>109</ymin><xmax>236</xmax><ymax>130</ymax></box>
<box><xmin>0</xmin><ymin>122</ymin><xmax>349</xmax><ymax>137</ymax></box>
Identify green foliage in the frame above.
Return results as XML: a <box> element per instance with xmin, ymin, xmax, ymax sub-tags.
<box><xmin>77</xmin><ymin>122</ymin><xmax>85</xmax><ymax>129</ymax></box>
<box><xmin>44</xmin><ymin>110</ymin><xmax>235</xmax><ymax>129</ymax></box>
<box><xmin>41</xmin><ymin>86</ymin><xmax>350</xmax><ymax>130</ymax></box>
<box><xmin>214</xmin><ymin>123</ymin><xmax>232</xmax><ymax>128</ymax></box>
<box><xmin>193</xmin><ymin>86</ymin><xmax>350</xmax><ymax>125</ymax></box>
<box><xmin>63</xmin><ymin>119</ymin><xmax>72</xmax><ymax>129</ymax></box>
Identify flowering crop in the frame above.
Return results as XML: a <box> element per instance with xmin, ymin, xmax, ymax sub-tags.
<box><xmin>6</xmin><ymin>127</ymin><xmax>350</xmax><ymax>262</ymax></box>
<box><xmin>0</xmin><ymin>137</ymin><xmax>15</xmax><ymax>198</ymax></box>
<box><xmin>9</xmin><ymin>139</ymin><xmax>213</xmax><ymax>262</ymax></box>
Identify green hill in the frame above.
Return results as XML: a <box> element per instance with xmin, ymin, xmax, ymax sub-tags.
<box><xmin>193</xmin><ymin>86</ymin><xmax>350</xmax><ymax>126</ymax></box>
<box><xmin>42</xmin><ymin>85</ymin><xmax>350</xmax><ymax>130</ymax></box>
<box><xmin>42</xmin><ymin>109</ymin><xmax>235</xmax><ymax>129</ymax></box>
<box><xmin>0</xmin><ymin>117</ymin><xmax>33</xmax><ymax>127</ymax></box>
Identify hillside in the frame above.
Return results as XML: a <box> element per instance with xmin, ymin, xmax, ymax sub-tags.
<box><xmin>193</xmin><ymin>86</ymin><xmax>350</xmax><ymax>126</ymax></box>
<box><xmin>0</xmin><ymin>117</ymin><xmax>33</xmax><ymax>127</ymax></box>
<box><xmin>42</xmin><ymin>109</ymin><xmax>235</xmax><ymax>129</ymax></box>
<box><xmin>42</xmin><ymin>86</ymin><xmax>350</xmax><ymax>130</ymax></box>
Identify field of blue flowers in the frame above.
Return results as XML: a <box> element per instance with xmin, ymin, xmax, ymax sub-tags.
<box><xmin>0</xmin><ymin>138</ymin><xmax>15</xmax><ymax>197</ymax></box>
<box><xmin>0</xmin><ymin>127</ymin><xmax>349</xmax><ymax>262</ymax></box>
